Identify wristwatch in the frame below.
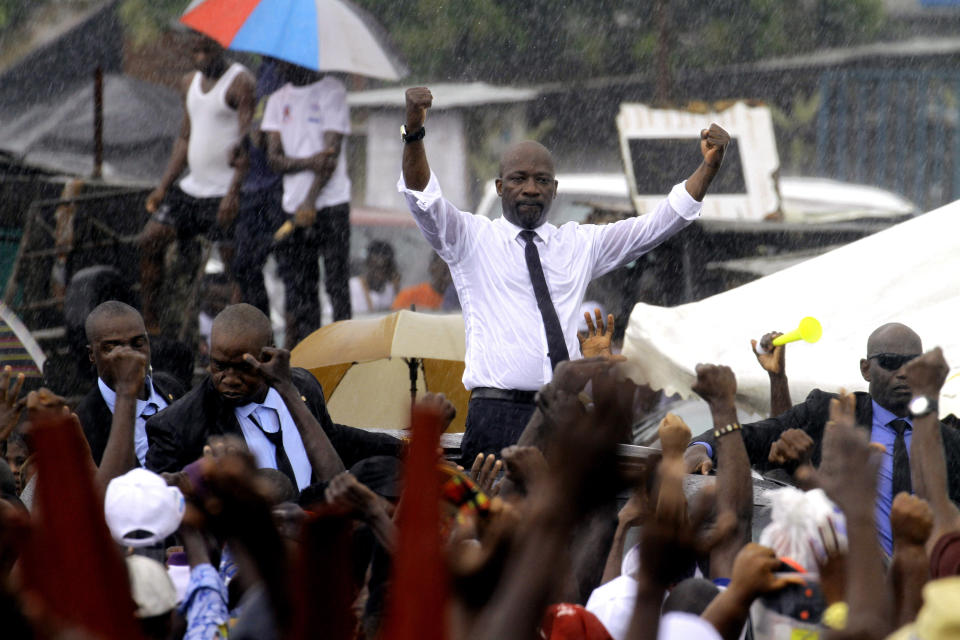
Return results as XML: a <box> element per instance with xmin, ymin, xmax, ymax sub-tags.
<box><xmin>908</xmin><ymin>395</ymin><xmax>938</xmax><ymax>418</ymax></box>
<box><xmin>400</xmin><ymin>124</ymin><xmax>426</xmax><ymax>144</ymax></box>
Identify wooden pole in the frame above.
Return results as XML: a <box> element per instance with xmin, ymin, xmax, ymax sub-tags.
<box><xmin>93</xmin><ymin>67</ymin><xmax>103</xmax><ymax>179</ymax></box>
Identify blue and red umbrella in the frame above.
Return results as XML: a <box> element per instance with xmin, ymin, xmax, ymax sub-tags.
<box><xmin>181</xmin><ymin>0</ymin><xmax>408</xmax><ymax>80</ymax></box>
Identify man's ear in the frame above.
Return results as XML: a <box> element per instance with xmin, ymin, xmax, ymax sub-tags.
<box><xmin>495</xmin><ymin>178</ymin><xmax>503</xmax><ymax>197</ymax></box>
<box><xmin>859</xmin><ymin>358</ymin><xmax>871</xmax><ymax>382</ymax></box>
<box><xmin>87</xmin><ymin>345</ymin><xmax>94</xmax><ymax>365</ymax></box>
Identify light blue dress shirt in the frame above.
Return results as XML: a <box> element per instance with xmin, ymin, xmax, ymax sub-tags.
<box><xmin>234</xmin><ymin>387</ymin><xmax>313</xmax><ymax>490</ymax></box>
<box><xmin>870</xmin><ymin>400</ymin><xmax>912</xmax><ymax>556</ymax></box>
<box><xmin>97</xmin><ymin>376</ymin><xmax>168</xmax><ymax>466</ymax></box>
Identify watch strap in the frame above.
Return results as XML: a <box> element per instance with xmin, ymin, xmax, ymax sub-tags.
<box><xmin>401</xmin><ymin>125</ymin><xmax>426</xmax><ymax>144</ymax></box>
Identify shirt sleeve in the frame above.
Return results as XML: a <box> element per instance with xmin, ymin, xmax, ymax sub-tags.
<box><xmin>260</xmin><ymin>90</ymin><xmax>281</xmax><ymax>133</ymax></box>
<box><xmin>179</xmin><ymin>564</ymin><xmax>229</xmax><ymax>640</ymax></box>
<box><xmin>322</xmin><ymin>79</ymin><xmax>351</xmax><ymax>135</ymax></box>
<box><xmin>588</xmin><ymin>181</ymin><xmax>701</xmax><ymax>278</ymax></box>
<box><xmin>396</xmin><ymin>171</ymin><xmax>480</xmax><ymax>264</ymax></box>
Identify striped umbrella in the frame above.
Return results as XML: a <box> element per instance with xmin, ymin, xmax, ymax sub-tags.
<box><xmin>181</xmin><ymin>0</ymin><xmax>408</xmax><ymax>80</ymax></box>
<box><xmin>0</xmin><ymin>301</ymin><xmax>44</xmax><ymax>379</ymax></box>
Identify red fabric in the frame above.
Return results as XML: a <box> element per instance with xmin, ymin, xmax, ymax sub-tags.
<box><xmin>181</xmin><ymin>0</ymin><xmax>262</xmax><ymax>46</ymax></box>
<box><xmin>930</xmin><ymin>530</ymin><xmax>960</xmax><ymax>579</ymax></box>
<box><xmin>18</xmin><ymin>412</ymin><xmax>143</xmax><ymax>639</ymax></box>
<box><xmin>380</xmin><ymin>405</ymin><xmax>449</xmax><ymax>640</ymax></box>
<box><xmin>540</xmin><ymin>604</ymin><xmax>614</xmax><ymax>640</ymax></box>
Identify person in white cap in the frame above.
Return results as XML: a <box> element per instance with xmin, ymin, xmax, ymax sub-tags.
<box><xmin>105</xmin><ymin>468</ymin><xmax>185</xmax><ymax>550</ymax></box>
<box><xmin>126</xmin><ymin>554</ymin><xmax>179</xmax><ymax>640</ymax></box>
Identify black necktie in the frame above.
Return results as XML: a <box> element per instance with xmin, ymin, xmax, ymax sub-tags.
<box><xmin>519</xmin><ymin>230</ymin><xmax>569</xmax><ymax>371</ymax></box>
<box><xmin>250</xmin><ymin>408</ymin><xmax>298</xmax><ymax>489</ymax></box>
<box><xmin>890</xmin><ymin>419</ymin><xmax>912</xmax><ymax>498</ymax></box>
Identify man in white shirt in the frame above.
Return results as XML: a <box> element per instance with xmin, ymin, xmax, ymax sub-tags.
<box><xmin>263</xmin><ymin>61</ymin><xmax>353</xmax><ymax>348</ymax></box>
<box><xmin>76</xmin><ymin>301</ymin><xmax>185</xmax><ymax>468</ymax></box>
<box><xmin>399</xmin><ymin>86</ymin><xmax>731</xmax><ymax>463</ymax></box>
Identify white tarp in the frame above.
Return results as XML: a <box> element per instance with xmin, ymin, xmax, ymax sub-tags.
<box><xmin>621</xmin><ymin>199</ymin><xmax>960</xmax><ymax>419</ymax></box>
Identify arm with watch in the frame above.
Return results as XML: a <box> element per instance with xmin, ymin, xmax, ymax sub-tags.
<box><xmin>903</xmin><ymin>348</ymin><xmax>960</xmax><ymax>556</ymax></box>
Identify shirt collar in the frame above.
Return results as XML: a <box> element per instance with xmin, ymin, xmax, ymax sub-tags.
<box><xmin>872</xmin><ymin>399</ymin><xmax>912</xmax><ymax>428</ymax></box>
<box><xmin>98</xmin><ymin>376</ymin><xmax>163</xmax><ymax>415</ymax></box>
<box><xmin>235</xmin><ymin>387</ymin><xmax>284</xmax><ymax>419</ymax></box>
<box><xmin>498</xmin><ymin>216</ymin><xmax>555</xmax><ymax>246</ymax></box>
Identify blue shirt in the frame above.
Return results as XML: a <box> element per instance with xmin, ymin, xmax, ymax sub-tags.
<box><xmin>179</xmin><ymin>563</ymin><xmax>229</xmax><ymax>640</ymax></box>
<box><xmin>870</xmin><ymin>400</ymin><xmax>912</xmax><ymax>556</ymax></box>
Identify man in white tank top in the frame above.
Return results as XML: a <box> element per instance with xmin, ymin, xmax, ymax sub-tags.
<box><xmin>138</xmin><ymin>33</ymin><xmax>255</xmax><ymax>335</ymax></box>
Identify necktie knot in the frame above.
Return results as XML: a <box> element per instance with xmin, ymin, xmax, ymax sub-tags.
<box><xmin>890</xmin><ymin>419</ymin><xmax>911</xmax><ymax>436</ymax></box>
<box><xmin>519</xmin><ymin>229</ymin><xmax>537</xmax><ymax>245</ymax></box>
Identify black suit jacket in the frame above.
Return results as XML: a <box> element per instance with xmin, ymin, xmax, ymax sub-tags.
<box><xmin>76</xmin><ymin>372</ymin><xmax>186</xmax><ymax>466</ymax></box>
<box><xmin>696</xmin><ymin>389</ymin><xmax>960</xmax><ymax>501</ymax></box>
<box><xmin>144</xmin><ymin>367</ymin><xmax>403</xmax><ymax>473</ymax></box>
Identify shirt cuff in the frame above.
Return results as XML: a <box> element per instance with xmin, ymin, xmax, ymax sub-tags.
<box><xmin>397</xmin><ymin>170</ymin><xmax>443</xmax><ymax>210</ymax></box>
<box><xmin>690</xmin><ymin>441</ymin><xmax>713</xmax><ymax>459</ymax></box>
<box><xmin>669</xmin><ymin>182</ymin><xmax>702</xmax><ymax>221</ymax></box>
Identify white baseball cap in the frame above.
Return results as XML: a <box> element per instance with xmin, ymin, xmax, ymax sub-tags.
<box><xmin>126</xmin><ymin>555</ymin><xmax>179</xmax><ymax>618</ymax></box>
<box><xmin>105</xmin><ymin>468</ymin><xmax>185</xmax><ymax>548</ymax></box>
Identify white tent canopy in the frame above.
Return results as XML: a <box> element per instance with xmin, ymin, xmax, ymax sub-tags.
<box><xmin>621</xmin><ymin>199</ymin><xmax>960</xmax><ymax>419</ymax></box>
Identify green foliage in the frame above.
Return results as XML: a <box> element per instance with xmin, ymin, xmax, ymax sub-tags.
<box><xmin>110</xmin><ymin>0</ymin><xmax>885</xmax><ymax>83</ymax></box>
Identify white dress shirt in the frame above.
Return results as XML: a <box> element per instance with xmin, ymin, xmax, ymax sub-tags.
<box><xmin>234</xmin><ymin>388</ymin><xmax>313</xmax><ymax>490</ymax></box>
<box><xmin>398</xmin><ymin>172</ymin><xmax>701</xmax><ymax>390</ymax></box>
<box><xmin>98</xmin><ymin>376</ymin><xmax>169</xmax><ymax>466</ymax></box>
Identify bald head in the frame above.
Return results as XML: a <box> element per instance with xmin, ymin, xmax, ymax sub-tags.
<box><xmin>85</xmin><ymin>301</ymin><xmax>142</xmax><ymax>344</ymax></box>
<box><xmin>867</xmin><ymin>323</ymin><xmax>922</xmax><ymax>357</ymax></box>
<box><xmin>861</xmin><ymin>322</ymin><xmax>923</xmax><ymax>416</ymax></box>
<box><xmin>211</xmin><ymin>303</ymin><xmax>273</xmax><ymax>348</ymax></box>
<box><xmin>498</xmin><ymin>140</ymin><xmax>554</xmax><ymax>178</ymax></box>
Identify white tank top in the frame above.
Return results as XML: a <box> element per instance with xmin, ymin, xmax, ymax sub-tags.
<box><xmin>179</xmin><ymin>62</ymin><xmax>248</xmax><ymax>199</ymax></box>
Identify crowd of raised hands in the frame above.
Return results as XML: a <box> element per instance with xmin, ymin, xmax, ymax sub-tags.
<box><xmin>0</xmin><ymin>311</ymin><xmax>958</xmax><ymax>640</ymax></box>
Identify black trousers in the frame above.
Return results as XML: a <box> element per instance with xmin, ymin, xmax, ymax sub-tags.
<box><xmin>275</xmin><ymin>203</ymin><xmax>352</xmax><ymax>345</ymax></box>
<box><xmin>460</xmin><ymin>396</ymin><xmax>537</xmax><ymax>466</ymax></box>
<box><xmin>232</xmin><ymin>184</ymin><xmax>285</xmax><ymax>315</ymax></box>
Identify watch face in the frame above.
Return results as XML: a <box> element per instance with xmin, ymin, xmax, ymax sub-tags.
<box><xmin>909</xmin><ymin>396</ymin><xmax>930</xmax><ymax>415</ymax></box>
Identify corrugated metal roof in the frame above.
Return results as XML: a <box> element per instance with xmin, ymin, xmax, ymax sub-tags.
<box><xmin>348</xmin><ymin>81</ymin><xmax>538</xmax><ymax>109</ymax></box>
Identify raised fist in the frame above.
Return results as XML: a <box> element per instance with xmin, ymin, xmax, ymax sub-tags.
<box><xmin>700</xmin><ymin>123</ymin><xmax>730</xmax><ymax>168</ymax></box>
<box><xmin>405</xmin><ymin>87</ymin><xmax>433</xmax><ymax>130</ymax></box>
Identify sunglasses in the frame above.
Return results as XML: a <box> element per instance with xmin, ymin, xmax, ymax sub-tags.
<box><xmin>868</xmin><ymin>353</ymin><xmax>921</xmax><ymax>371</ymax></box>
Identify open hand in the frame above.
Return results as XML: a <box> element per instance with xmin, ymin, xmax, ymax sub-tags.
<box><xmin>577</xmin><ymin>309</ymin><xmax>621</xmax><ymax>360</ymax></box>
<box><xmin>903</xmin><ymin>347</ymin><xmax>949</xmax><ymax>398</ymax></box>
<box><xmin>751</xmin><ymin>331</ymin><xmax>785</xmax><ymax>376</ymax></box>
<box><xmin>469</xmin><ymin>453</ymin><xmax>502</xmax><ymax>495</ymax></box>
<box><xmin>700</xmin><ymin>123</ymin><xmax>730</xmax><ymax>168</ymax></box>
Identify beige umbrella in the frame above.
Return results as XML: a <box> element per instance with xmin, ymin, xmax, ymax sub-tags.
<box><xmin>290</xmin><ymin>310</ymin><xmax>469</xmax><ymax>431</ymax></box>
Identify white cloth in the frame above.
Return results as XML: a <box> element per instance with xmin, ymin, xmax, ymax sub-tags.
<box><xmin>234</xmin><ymin>388</ymin><xmax>312</xmax><ymax>490</ymax></box>
<box><xmin>619</xmin><ymin>196</ymin><xmax>960</xmax><ymax>418</ymax></box>
<box><xmin>179</xmin><ymin>63</ymin><xmax>248</xmax><ymax>198</ymax></box>
<box><xmin>586</xmin><ymin>575</ymin><xmax>638</xmax><ymax>640</ymax></box>
<box><xmin>349</xmin><ymin>276</ymin><xmax>397</xmax><ymax>315</ymax></box>
<box><xmin>261</xmin><ymin>77</ymin><xmax>351</xmax><ymax>213</ymax></box>
<box><xmin>398</xmin><ymin>171</ymin><xmax>701</xmax><ymax>390</ymax></box>
<box><xmin>658</xmin><ymin>612</ymin><xmax>722</xmax><ymax>640</ymax></box>
<box><xmin>98</xmin><ymin>376</ymin><xmax>169</xmax><ymax>466</ymax></box>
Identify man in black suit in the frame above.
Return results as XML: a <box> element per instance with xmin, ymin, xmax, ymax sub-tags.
<box><xmin>145</xmin><ymin>304</ymin><xmax>401</xmax><ymax>489</ymax></box>
<box><xmin>76</xmin><ymin>301</ymin><xmax>185</xmax><ymax>466</ymax></box>
<box><xmin>684</xmin><ymin>322</ymin><xmax>960</xmax><ymax>555</ymax></box>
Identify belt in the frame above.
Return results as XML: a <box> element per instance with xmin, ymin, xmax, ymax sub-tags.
<box><xmin>470</xmin><ymin>387</ymin><xmax>538</xmax><ymax>403</ymax></box>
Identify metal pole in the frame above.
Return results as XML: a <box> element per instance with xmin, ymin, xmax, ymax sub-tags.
<box><xmin>93</xmin><ymin>67</ymin><xmax>103</xmax><ymax>179</ymax></box>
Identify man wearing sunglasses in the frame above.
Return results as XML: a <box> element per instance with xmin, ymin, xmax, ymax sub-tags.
<box><xmin>144</xmin><ymin>304</ymin><xmax>401</xmax><ymax>488</ymax></box>
<box><xmin>684</xmin><ymin>322</ymin><xmax>960</xmax><ymax>555</ymax></box>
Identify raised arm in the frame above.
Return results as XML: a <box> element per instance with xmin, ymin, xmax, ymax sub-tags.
<box><xmin>902</xmin><ymin>348</ymin><xmax>960</xmax><ymax>555</ymax></box>
<box><xmin>402</xmin><ymin>87</ymin><xmax>433</xmax><ymax>191</ymax></box>
<box><xmin>751</xmin><ymin>331</ymin><xmax>792</xmax><ymax>416</ymax></box>
<box><xmin>95</xmin><ymin>347</ymin><xmax>147</xmax><ymax>486</ymax></box>
<box><xmin>691</xmin><ymin>364</ymin><xmax>752</xmax><ymax>579</ymax></box>
<box><xmin>685</xmin><ymin>124</ymin><xmax>730</xmax><ymax>201</ymax></box>
<box><xmin>243</xmin><ymin>348</ymin><xmax>345</xmax><ymax>482</ymax></box>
